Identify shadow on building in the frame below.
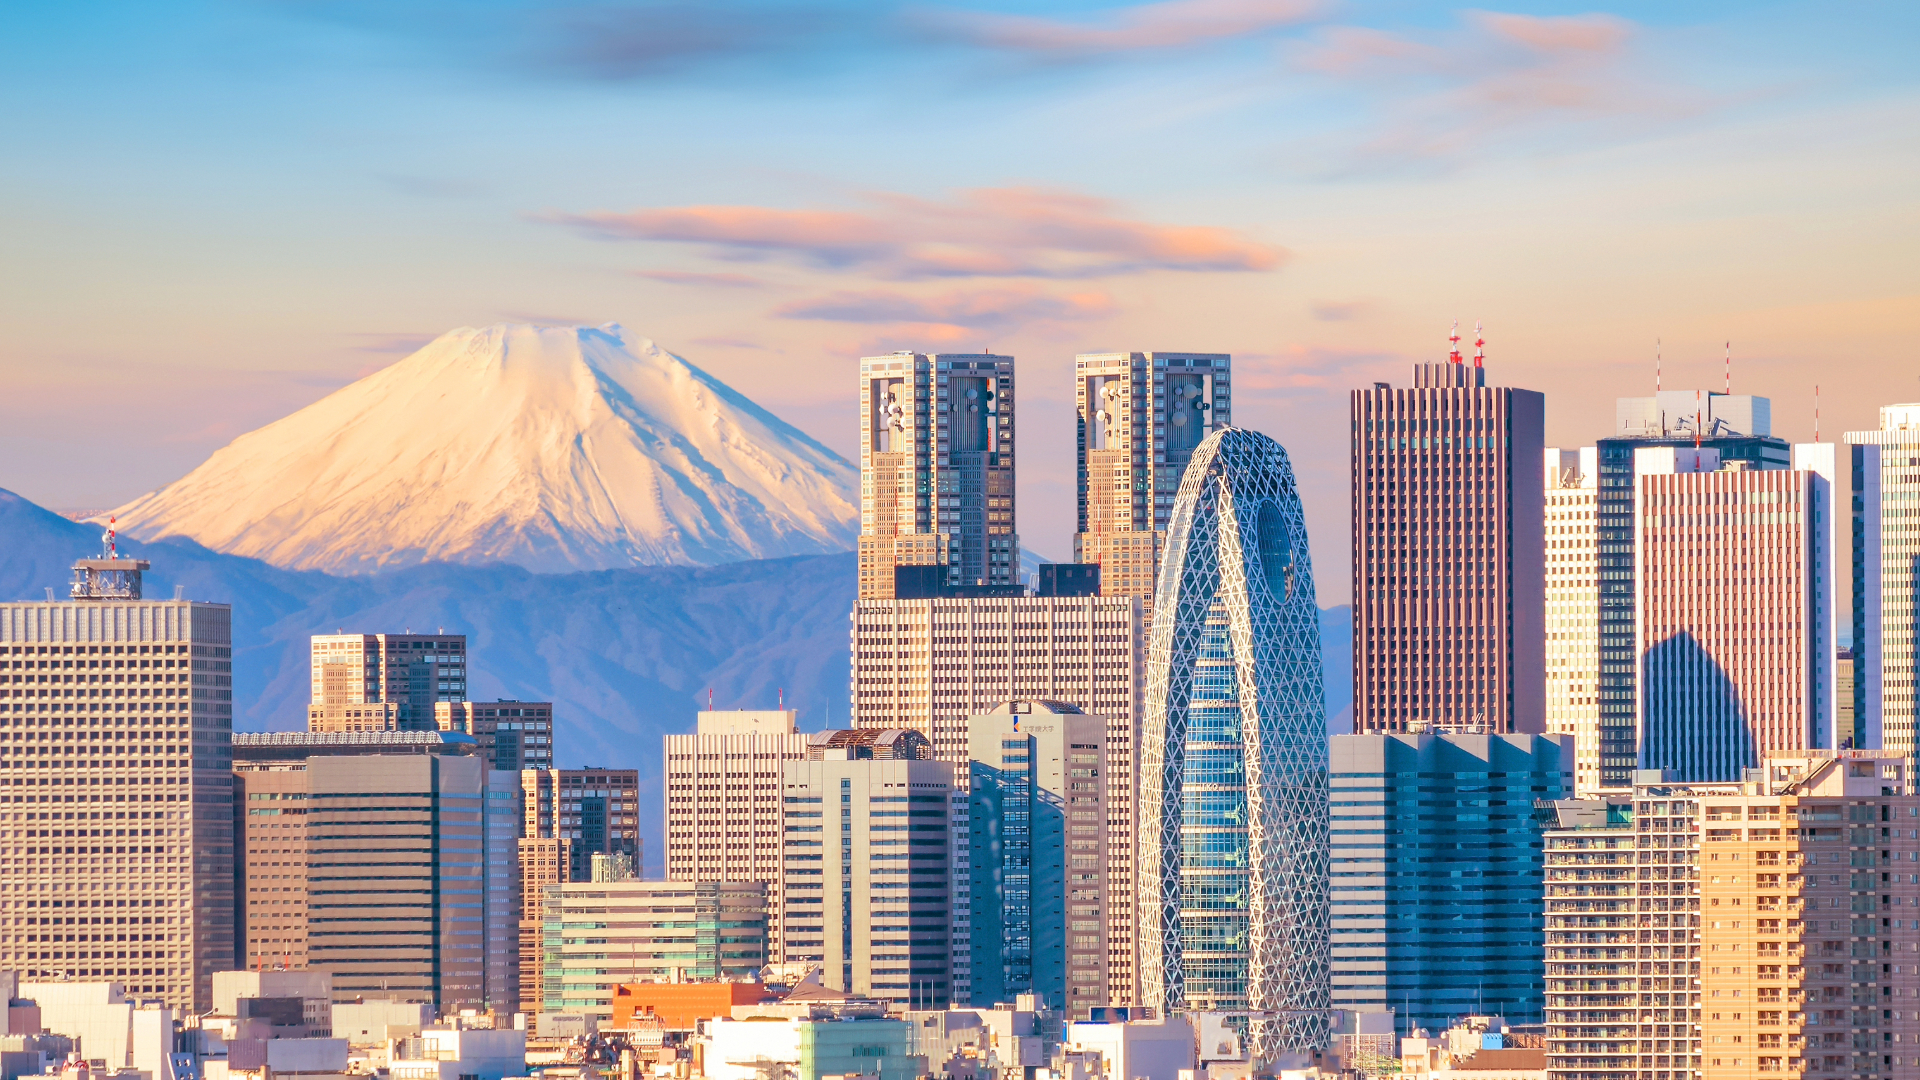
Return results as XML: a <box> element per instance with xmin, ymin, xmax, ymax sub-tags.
<box><xmin>1640</xmin><ymin>631</ymin><xmax>1756</xmax><ymax>782</ymax></box>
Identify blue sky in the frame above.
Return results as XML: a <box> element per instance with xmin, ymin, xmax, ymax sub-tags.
<box><xmin>3</xmin><ymin>0</ymin><xmax>1918</xmax><ymax>596</ymax></box>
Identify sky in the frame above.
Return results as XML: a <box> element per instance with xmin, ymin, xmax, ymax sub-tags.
<box><xmin>2</xmin><ymin>0</ymin><xmax>1918</xmax><ymax>604</ymax></box>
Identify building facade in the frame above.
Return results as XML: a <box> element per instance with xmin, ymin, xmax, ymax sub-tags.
<box><xmin>1138</xmin><ymin>428</ymin><xmax>1328</xmax><ymax>1060</ymax></box>
<box><xmin>851</xmin><ymin>594</ymin><xmax>1142</xmax><ymax>1002</ymax></box>
<box><xmin>522</xmin><ymin>768</ymin><xmax>642</xmax><ymax>883</ymax></box>
<box><xmin>780</xmin><ymin>755</ymin><xmax>962</xmax><ymax>1008</ymax></box>
<box><xmin>857</xmin><ymin>351</ymin><xmax>1017</xmax><ymax>598</ymax></box>
<box><xmin>307</xmin><ymin>633</ymin><xmax>467</xmax><ymax>731</ymax></box>
<box><xmin>1592</xmin><ymin>390</ymin><xmax>1790</xmax><ymax>789</ymax></box>
<box><xmin>0</xmin><ymin>553</ymin><xmax>235</xmax><ymax>1013</ymax></box>
<box><xmin>235</xmin><ymin>768</ymin><xmax>311</xmax><ymax>971</ymax></box>
<box><xmin>1543</xmin><ymin>752</ymin><xmax>1920</xmax><ymax>1080</ymax></box>
<box><xmin>1350</xmin><ymin>347</ymin><xmax>1546</xmax><ymax>735</ymax></box>
<box><xmin>1634</xmin><ymin>445</ymin><xmax>1836</xmax><ymax>781</ymax></box>
<box><xmin>1844</xmin><ymin>403</ymin><xmax>1920</xmax><ymax>755</ymax></box>
<box><xmin>1072</xmin><ymin>352</ymin><xmax>1232</xmax><ymax>605</ymax></box>
<box><xmin>1546</xmin><ymin>447</ymin><xmax>1603</xmax><ymax>795</ymax></box>
<box><xmin>434</xmin><ymin>701</ymin><xmax>552</xmax><ymax>771</ymax></box>
<box><xmin>1328</xmin><ymin>733</ymin><xmax>1570</xmax><ymax>1032</ymax></box>
<box><xmin>539</xmin><ymin>880</ymin><xmax>766</xmax><ymax>1023</ymax></box>
<box><xmin>966</xmin><ymin>701</ymin><xmax>1110</xmax><ymax>1016</ymax></box>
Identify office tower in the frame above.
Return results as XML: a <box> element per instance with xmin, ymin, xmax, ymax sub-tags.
<box><xmin>0</xmin><ymin>549</ymin><xmax>234</xmax><ymax>1013</ymax></box>
<box><xmin>857</xmin><ymin>351</ymin><xmax>1017</xmax><ymax>599</ymax></box>
<box><xmin>966</xmin><ymin>701</ymin><xmax>1109</xmax><ymax>1017</ymax></box>
<box><xmin>539</xmin><ymin>880</ymin><xmax>767</xmax><ymax>1021</ymax></box>
<box><xmin>851</xmin><ymin>593</ymin><xmax>1142</xmax><ymax>1003</ymax></box>
<box><xmin>516</xmin><ymin>837</ymin><xmax>568</xmax><ymax>1015</ymax></box>
<box><xmin>1138</xmin><ymin>427</ymin><xmax>1328</xmax><ymax>1060</ymax></box>
<box><xmin>434</xmin><ymin>700</ymin><xmax>553</xmax><ymax>770</ymax></box>
<box><xmin>1351</xmin><ymin>339</ymin><xmax>1546</xmax><ymax>734</ymax></box>
<box><xmin>1837</xmin><ymin>648</ymin><xmax>1855</xmax><ymax>744</ymax></box>
<box><xmin>1593</xmin><ymin>388</ymin><xmax>1790</xmax><ymax>790</ymax></box>
<box><xmin>1546</xmin><ymin>447</ymin><xmax>1603</xmax><ymax>795</ymax></box>
<box><xmin>307</xmin><ymin>633</ymin><xmax>466</xmax><ymax>731</ymax></box>
<box><xmin>521</xmin><ymin>768</ymin><xmax>642</xmax><ymax>883</ymax></box>
<box><xmin>1072</xmin><ymin>352</ymin><xmax>1232</xmax><ymax>604</ymax></box>
<box><xmin>1635</xmin><ymin>445</ymin><xmax>1837</xmax><ymax>781</ymax></box>
<box><xmin>1328</xmin><ymin>732</ymin><xmax>1571</xmax><ymax>1032</ymax></box>
<box><xmin>780</xmin><ymin>753</ymin><xmax>961</xmax><ymax>1008</ymax></box>
<box><xmin>1844</xmin><ymin>403</ymin><xmax>1920</xmax><ymax>755</ymax></box>
<box><xmin>1543</xmin><ymin>752</ymin><xmax>1919</xmax><ymax>1080</ymax></box>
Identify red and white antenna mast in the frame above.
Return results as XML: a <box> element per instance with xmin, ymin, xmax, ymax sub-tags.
<box><xmin>1655</xmin><ymin>339</ymin><xmax>1662</xmax><ymax>393</ymax></box>
<box><xmin>1724</xmin><ymin>341</ymin><xmax>1731</xmax><ymax>395</ymax></box>
<box><xmin>1473</xmin><ymin>321</ymin><xmax>1485</xmax><ymax>369</ymax></box>
<box><xmin>105</xmin><ymin>517</ymin><xmax>117</xmax><ymax>559</ymax></box>
<box><xmin>1448</xmin><ymin>320</ymin><xmax>1462</xmax><ymax>365</ymax></box>
<box><xmin>1694</xmin><ymin>390</ymin><xmax>1703</xmax><ymax>450</ymax></box>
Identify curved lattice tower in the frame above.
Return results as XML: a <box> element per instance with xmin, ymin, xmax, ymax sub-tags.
<box><xmin>1137</xmin><ymin>427</ymin><xmax>1330</xmax><ymax>1061</ymax></box>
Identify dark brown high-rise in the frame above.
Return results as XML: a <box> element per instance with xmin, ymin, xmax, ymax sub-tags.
<box><xmin>1351</xmin><ymin>332</ymin><xmax>1545</xmax><ymax>734</ymax></box>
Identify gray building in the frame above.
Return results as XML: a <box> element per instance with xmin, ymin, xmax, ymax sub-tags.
<box><xmin>1328</xmin><ymin>732</ymin><xmax>1571</xmax><ymax>1033</ymax></box>
<box><xmin>0</xmin><ymin>550</ymin><xmax>235</xmax><ymax>1013</ymax></box>
<box><xmin>305</xmin><ymin>754</ymin><xmax>516</xmax><ymax>1008</ymax></box>
<box><xmin>780</xmin><ymin>752</ymin><xmax>962</xmax><ymax>1008</ymax></box>
<box><xmin>965</xmin><ymin>701</ymin><xmax>1109</xmax><ymax>1017</ymax></box>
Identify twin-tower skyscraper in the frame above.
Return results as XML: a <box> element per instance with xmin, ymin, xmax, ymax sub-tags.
<box><xmin>851</xmin><ymin>349</ymin><xmax>1330</xmax><ymax>1060</ymax></box>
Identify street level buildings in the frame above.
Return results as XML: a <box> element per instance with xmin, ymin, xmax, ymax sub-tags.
<box><xmin>1328</xmin><ymin>732</ymin><xmax>1571</xmax><ymax>1032</ymax></box>
<box><xmin>1072</xmin><ymin>352</ymin><xmax>1232</xmax><ymax>606</ymax></box>
<box><xmin>1138</xmin><ymin>427</ymin><xmax>1328</xmax><ymax>1061</ymax></box>
<box><xmin>1844</xmin><ymin>403</ymin><xmax>1920</xmax><ymax>755</ymax></box>
<box><xmin>0</xmin><ymin>551</ymin><xmax>235</xmax><ymax>1013</ymax></box>
<box><xmin>306</xmin><ymin>633</ymin><xmax>466</xmax><ymax>731</ymax></box>
<box><xmin>1543</xmin><ymin>752</ymin><xmax>1920</xmax><ymax>1080</ymax></box>
<box><xmin>1350</xmin><ymin>343</ymin><xmax>1546</xmax><ymax>735</ymax></box>
<box><xmin>1634</xmin><ymin>445</ymin><xmax>1837</xmax><ymax>781</ymax></box>
<box><xmin>1593</xmin><ymin>390</ymin><xmax>1790</xmax><ymax>789</ymax></box>
<box><xmin>857</xmin><ymin>352</ymin><xmax>1017</xmax><ymax>598</ymax></box>
<box><xmin>966</xmin><ymin>701</ymin><xmax>1110</xmax><ymax>1017</ymax></box>
<box><xmin>1546</xmin><ymin>448</ymin><xmax>1604</xmax><ymax>796</ymax></box>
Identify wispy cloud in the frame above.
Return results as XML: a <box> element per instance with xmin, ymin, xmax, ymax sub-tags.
<box><xmin>631</xmin><ymin>269</ymin><xmax>766</xmax><ymax>288</ymax></box>
<box><xmin>914</xmin><ymin>0</ymin><xmax>1326</xmax><ymax>57</ymax></box>
<box><xmin>778</xmin><ymin>285</ymin><xmax>1114</xmax><ymax>333</ymax></box>
<box><xmin>1309</xmin><ymin>298</ymin><xmax>1373</xmax><ymax>322</ymax></box>
<box><xmin>525</xmin><ymin>3</ymin><xmax>858</xmax><ymax>80</ymax></box>
<box><xmin>543</xmin><ymin>186</ymin><xmax>1282</xmax><ymax>279</ymax></box>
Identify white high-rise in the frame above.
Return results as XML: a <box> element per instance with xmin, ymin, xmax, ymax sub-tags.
<box><xmin>1843</xmin><ymin>404</ymin><xmax>1920</xmax><ymax>753</ymax></box>
<box><xmin>1544</xmin><ymin>447</ymin><xmax>1602</xmax><ymax>795</ymax></box>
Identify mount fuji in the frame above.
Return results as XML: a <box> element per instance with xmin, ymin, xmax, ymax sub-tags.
<box><xmin>106</xmin><ymin>324</ymin><xmax>859</xmax><ymax>574</ymax></box>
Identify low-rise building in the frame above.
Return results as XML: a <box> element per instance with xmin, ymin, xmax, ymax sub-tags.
<box><xmin>539</xmin><ymin>882</ymin><xmax>767</xmax><ymax>1023</ymax></box>
<box><xmin>1062</xmin><ymin>1018</ymin><xmax>1194</xmax><ymax>1080</ymax></box>
<box><xmin>699</xmin><ymin>1017</ymin><xmax>921</xmax><ymax>1080</ymax></box>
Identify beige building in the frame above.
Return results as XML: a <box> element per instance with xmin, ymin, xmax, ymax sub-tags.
<box><xmin>1544</xmin><ymin>447</ymin><xmax>1602</xmax><ymax>796</ymax></box>
<box><xmin>0</xmin><ymin>553</ymin><xmax>234</xmax><ymax>1012</ymax></box>
<box><xmin>520</xmin><ymin>767</ymin><xmax>641</xmax><ymax>882</ymax></box>
<box><xmin>235</xmin><ymin>768</ymin><xmax>312</xmax><ymax>971</ymax></box>
<box><xmin>1843</xmin><ymin>404</ymin><xmax>1920</xmax><ymax>754</ymax></box>
<box><xmin>857</xmin><ymin>351</ymin><xmax>1018</xmax><ymax>599</ymax></box>
<box><xmin>1071</xmin><ymin>351</ymin><xmax>1232</xmax><ymax>606</ymax></box>
<box><xmin>516</xmin><ymin>837</ymin><xmax>568</xmax><ymax>1016</ymax></box>
<box><xmin>537</xmin><ymin>880</ymin><xmax>767</xmax><ymax>1022</ymax></box>
<box><xmin>434</xmin><ymin>700</ymin><xmax>553</xmax><ymax>771</ymax></box>
<box><xmin>1544</xmin><ymin>751</ymin><xmax>1920</xmax><ymax>1080</ymax></box>
<box><xmin>663</xmin><ymin>710</ymin><xmax>807</xmax><ymax>954</ymax></box>
<box><xmin>306</xmin><ymin>633</ymin><xmax>466</xmax><ymax>731</ymax></box>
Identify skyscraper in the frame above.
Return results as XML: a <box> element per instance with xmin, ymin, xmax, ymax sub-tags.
<box><xmin>1138</xmin><ymin>427</ymin><xmax>1328</xmax><ymax>1061</ymax></box>
<box><xmin>965</xmin><ymin>700</ymin><xmax>1110</xmax><ymax>1016</ymax></box>
<box><xmin>857</xmin><ymin>351</ymin><xmax>1016</xmax><ymax>598</ymax></box>
<box><xmin>522</xmin><ymin>768</ymin><xmax>642</xmax><ymax>883</ymax></box>
<box><xmin>1073</xmin><ymin>352</ymin><xmax>1232</xmax><ymax>604</ymax></box>
<box><xmin>1593</xmin><ymin>387</ymin><xmax>1789</xmax><ymax>789</ymax></box>
<box><xmin>434</xmin><ymin>700</ymin><xmax>553</xmax><ymax>770</ymax></box>
<box><xmin>1328</xmin><ymin>732</ymin><xmax>1571</xmax><ymax>1032</ymax></box>
<box><xmin>1634</xmin><ymin>445</ymin><xmax>1837</xmax><ymax>780</ymax></box>
<box><xmin>1545</xmin><ymin>447</ymin><xmax>1603</xmax><ymax>795</ymax></box>
<box><xmin>0</xmin><ymin>549</ymin><xmax>234</xmax><ymax>1013</ymax></box>
<box><xmin>1350</xmin><ymin>335</ymin><xmax>1546</xmax><ymax>734</ymax></box>
<box><xmin>307</xmin><ymin>633</ymin><xmax>467</xmax><ymax>731</ymax></box>
<box><xmin>1844</xmin><ymin>403</ymin><xmax>1920</xmax><ymax>754</ymax></box>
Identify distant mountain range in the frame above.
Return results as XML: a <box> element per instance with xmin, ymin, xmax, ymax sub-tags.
<box><xmin>105</xmin><ymin>324</ymin><xmax>859</xmax><ymax>574</ymax></box>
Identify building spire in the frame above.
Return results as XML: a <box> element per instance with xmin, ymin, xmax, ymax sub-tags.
<box><xmin>1656</xmin><ymin>339</ymin><xmax>1662</xmax><ymax>393</ymax></box>
<box><xmin>1725</xmin><ymin>340</ymin><xmax>1731</xmax><ymax>395</ymax></box>
<box><xmin>1473</xmin><ymin>321</ymin><xmax>1484</xmax><ymax>369</ymax></box>
<box><xmin>1448</xmin><ymin>320</ymin><xmax>1462</xmax><ymax>365</ymax></box>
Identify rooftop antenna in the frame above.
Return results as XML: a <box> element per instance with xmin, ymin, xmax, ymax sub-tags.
<box><xmin>1655</xmin><ymin>339</ymin><xmax>1662</xmax><ymax>393</ymax></box>
<box><xmin>1815</xmin><ymin>385</ymin><xmax>1821</xmax><ymax>443</ymax></box>
<box><xmin>778</xmin><ymin>687</ymin><xmax>784</xmax><ymax>709</ymax></box>
<box><xmin>104</xmin><ymin>517</ymin><xmax>117</xmax><ymax>559</ymax></box>
<box><xmin>1473</xmin><ymin>321</ymin><xmax>1484</xmax><ymax>369</ymax></box>
<box><xmin>1725</xmin><ymin>340</ymin><xmax>1731</xmax><ymax>395</ymax></box>
<box><xmin>707</xmin><ymin>688</ymin><xmax>714</xmax><ymax>711</ymax></box>
<box><xmin>1448</xmin><ymin>320</ymin><xmax>1462</xmax><ymax>365</ymax></box>
<box><xmin>1694</xmin><ymin>389</ymin><xmax>1703</xmax><ymax>450</ymax></box>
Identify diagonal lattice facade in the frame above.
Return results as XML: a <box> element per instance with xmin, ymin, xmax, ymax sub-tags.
<box><xmin>1139</xmin><ymin>427</ymin><xmax>1330</xmax><ymax>1063</ymax></box>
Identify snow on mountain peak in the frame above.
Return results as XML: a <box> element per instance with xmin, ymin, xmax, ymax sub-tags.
<box><xmin>107</xmin><ymin>323</ymin><xmax>859</xmax><ymax>574</ymax></box>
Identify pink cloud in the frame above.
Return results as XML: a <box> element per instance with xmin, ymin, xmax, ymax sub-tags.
<box><xmin>917</xmin><ymin>0</ymin><xmax>1327</xmax><ymax>56</ymax></box>
<box><xmin>541</xmin><ymin>186</ymin><xmax>1282</xmax><ymax>280</ymax></box>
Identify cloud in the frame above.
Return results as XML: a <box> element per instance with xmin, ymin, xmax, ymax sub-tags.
<box><xmin>543</xmin><ymin>186</ymin><xmax>1282</xmax><ymax>280</ymax></box>
<box><xmin>1309</xmin><ymin>299</ymin><xmax>1373</xmax><ymax>322</ymax></box>
<box><xmin>914</xmin><ymin>0</ymin><xmax>1326</xmax><ymax>57</ymax></box>
<box><xmin>631</xmin><ymin>270</ymin><xmax>766</xmax><ymax>288</ymax></box>
<box><xmin>1289</xmin><ymin>10</ymin><xmax>1692</xmax><ymax>168</ymax></box>
<box><xmin>780</xmin><ymin>285</ymin><xmax>1113</xmax><ymax>327</ymax></box>
<box><xmin>526</xmin><ymin>3</ymin><xmax>856</xmax><ymax>80</ymax></box>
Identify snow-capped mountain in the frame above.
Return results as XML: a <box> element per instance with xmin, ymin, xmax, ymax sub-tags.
<box><xmin>107</xmin><ymin>323</ymin><xmax>859</xmax><ymax>574</ymax></box>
